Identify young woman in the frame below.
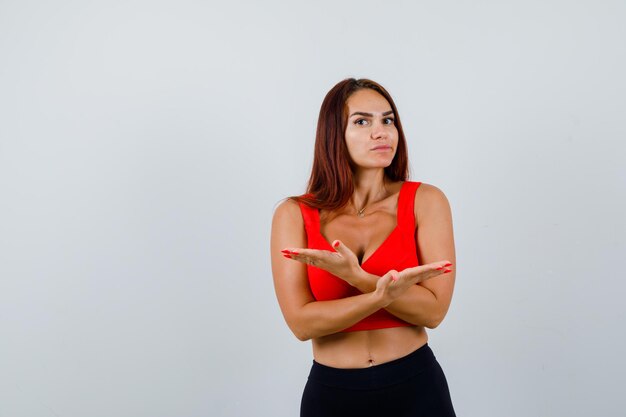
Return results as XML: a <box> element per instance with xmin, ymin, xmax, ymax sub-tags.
<box><xmin>270</xmin><ymin>78</ymin><xmax>457</xmax><ymax>417</ymax></box>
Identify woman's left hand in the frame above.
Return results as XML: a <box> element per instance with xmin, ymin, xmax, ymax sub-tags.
<box><xmin>281</xmin><ymin>240</ymin><xmax>361</xmax><ymax>285</ymax></box>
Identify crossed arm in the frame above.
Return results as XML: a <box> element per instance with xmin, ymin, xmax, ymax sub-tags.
<box><xmin>270</xmin><ymin>184</ymin><xmax>456</xmax><ymax>341</ymax></box>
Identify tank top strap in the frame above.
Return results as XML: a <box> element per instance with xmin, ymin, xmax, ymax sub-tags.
<box><xmin>397</xmin><ymin>181</ymin><xmax>422</xmax><ymax>233</ymax></box>
<box><xmin>297</xmin><ymin>194</ymin><xmax>319</xmax><ymax>232</ymax></box>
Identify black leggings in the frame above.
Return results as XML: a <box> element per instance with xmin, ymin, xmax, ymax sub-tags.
<box><xmin>300</xmin><ymin>343</ymin><xmax>456</xmax><ymax>417</ymax></box>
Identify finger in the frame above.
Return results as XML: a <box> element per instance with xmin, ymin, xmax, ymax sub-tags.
<box><xmin>280</xmin><ymin>248</ymin><xmax>308</xmax><ymax>262</ymax></box>
<box><xmin>376</xmin><ymin>272</ymin><xmax>394</xmax><ymax>290</ymax></box>
<box><xmin>434</xmin><ymin>260</ymin><xmax>453</xmax><ymax>271</ymax></box>
<box><xmin>331</xmin><ymin>240</ymin><xmax>351</xmax><ymax>257</ymax></box>
<box><xmin>389</xmin><ymin>270</ymin><xmax>399</xmax><ymax>282</ymax></box>
<box><xmin>288</xmin><ymin>250</ymin><xmax>324</xmax><ymax>267</ymax></box>
<box><xmin>285</xmin><ymin>256</ymin><xmax>317</xmax><ymax>267</ymax></box>
<box><xmin>280</xmin><ymin>248</ymin><xmax>302</xmax><ymax>255</ymax></box>
<box><xmin>282</xmin><ymin>248</ymin><xmax>334</xmax><ymax>258</ymax></box>
<box><xmin>404</xmin><ymin>266</ymin><xmax>440</xmax><ymax>282</ymax></box>
<box><xmin>382</xmin><ymin>269</ymin><xmax>399</xmax><ymax>283</ymax></box>
<box><xmin>423</xmin><ymin>267</ymin><xmax>453</xmax><ymax>280</ymax></box>
<box><xmin>280</xmin><ymin>248</ymin><xmax>316</xmax><ymax>263</ymax></box>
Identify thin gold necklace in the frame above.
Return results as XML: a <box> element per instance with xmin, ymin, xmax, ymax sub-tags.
<box><xmin>355</xmin><ymin>184</ymin><xmax>388</xmax><ymax>218</ymax></box>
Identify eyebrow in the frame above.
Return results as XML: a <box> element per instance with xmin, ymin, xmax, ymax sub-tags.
<box><xmin>349</xmin><ymin>110</ymin><xmax>394</xmax><ymax>118</ymax></box>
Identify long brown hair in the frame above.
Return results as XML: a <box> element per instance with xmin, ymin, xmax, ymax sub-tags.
<box><xmin>290</xmin><ymin>78</ymin><xmax>410</xmax><ymax>210</ymax></box>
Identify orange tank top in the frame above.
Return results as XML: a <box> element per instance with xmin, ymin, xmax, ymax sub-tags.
<box><xmin>298</xmin><ymin>181</ymin><xmax>422</xmax><ymax>332</ymax></box>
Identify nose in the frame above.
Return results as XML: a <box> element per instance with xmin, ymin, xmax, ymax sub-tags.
<box><xmin>371</xmin><ymin>122</ymin><xmax>388</xmax><ymax>140</ymax></box>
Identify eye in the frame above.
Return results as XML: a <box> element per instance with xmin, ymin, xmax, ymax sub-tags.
<box><xmin>383</xmin><ymin>117</ymin><xmax>395</xmax><ymax>125</ymax></box>
<box><xmin>354</xmin><ymin>118</ymin><xmax>369</xmax><ymax>126</ymax></box>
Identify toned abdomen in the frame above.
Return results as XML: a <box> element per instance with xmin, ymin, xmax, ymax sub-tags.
<box><xmin>312</xmin><ymin>326</ymin><xmax>428</xmax><ymax>369</ymax></box>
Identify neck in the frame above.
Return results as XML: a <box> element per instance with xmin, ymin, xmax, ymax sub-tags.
<box><xmin>351</xmin><ymin>169</ymin><xmax>388</xmax><ymax>211</ymax></box>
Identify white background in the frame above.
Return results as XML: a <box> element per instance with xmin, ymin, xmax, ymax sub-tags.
<box><xmin>1</xmin><ymin>1</ymin><xmax>625</xmax><ymax>416</ymax></box>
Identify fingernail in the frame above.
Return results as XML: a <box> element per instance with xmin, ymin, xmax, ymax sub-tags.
<box><xmin>291</xmin><ymin>250</ymin><xmax>299</xmax><ymax>255</ymax></box>
<box><xmin>281</xmin><ymin>249</ymin><xmax>291</xmax><ymax>254</ymax></box>
<box><xmin>333</xmin><ymin>241</ymin><xmax>340</xmax><ymax>248</ymax></box>
<box><xmin>444</xmin><ymin>262</ymin><xmax>452</xmax><ymax>267</ymax></box>
<box><xmin>436</xmin><ymin>267</ymin><xmax>444</xmax><ymax>270</ymax></box>
<box><xmin>282</xmin><ymin>254</ymin><xmax>292</xmax><ymax>258</ymax></box>
<box><xmin>443</xmin><ymin>269</ymin><xmax>452</xmax><ymax>274</ymax></box>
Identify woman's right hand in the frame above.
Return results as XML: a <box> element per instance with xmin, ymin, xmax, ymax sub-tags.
<box><xmin>374</xmin><ymin>261</ymin><xmax>453</xmax><ymax>307</ymax></box>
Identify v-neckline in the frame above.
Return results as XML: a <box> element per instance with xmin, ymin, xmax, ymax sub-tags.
<box><xmin>316</xmin><ymin>181</ymin><xmax>406</xmax><ymax>267</ymax></box>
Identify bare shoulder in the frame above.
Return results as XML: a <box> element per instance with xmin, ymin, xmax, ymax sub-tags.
<box><xmin>271</xmin><ymin>197</ymin><xmax>307</xmax><ymax>249</ymax></box>
<box><xmin>272</xmin><ymin>197</ymin><xmax>304</xmax><ymax>226</ymax></box>
<box><xmin>413</xmin><ymin>182</ymin><xmax>452</xmax><ymax>224</ymax></box>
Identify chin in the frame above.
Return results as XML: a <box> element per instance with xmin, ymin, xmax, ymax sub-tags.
<box><xmin>365</xmin><ymin>162</ymin><xmax>394</xmax><ymax>169</ymax></box>
<box><xmin>354</xmin><ymin>155</ymin><xmax>396</xmax><ymax>169</ymax></box>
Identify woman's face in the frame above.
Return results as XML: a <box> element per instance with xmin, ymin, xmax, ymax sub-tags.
<box><xmin>344</xmin><ymin>88</ymin><xmax>398</xmax><ymax>171</ymax></box>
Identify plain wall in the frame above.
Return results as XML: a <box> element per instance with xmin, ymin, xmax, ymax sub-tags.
<box><xmin>1</xmin><ymin>1</ymin><xmax>625</xmax><ymax>416</ymax></box>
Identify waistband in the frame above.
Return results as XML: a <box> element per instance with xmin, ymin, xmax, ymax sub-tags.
<box><xmin>308</xmin><ymin>343</ymin><xmax>437</xmax><ymax>390</ymax></box>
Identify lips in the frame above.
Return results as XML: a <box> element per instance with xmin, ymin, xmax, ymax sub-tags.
<box><xmin>371</xmin><ymin>145</ymin><xmax>392</xmax><ymax>150</ymax></box>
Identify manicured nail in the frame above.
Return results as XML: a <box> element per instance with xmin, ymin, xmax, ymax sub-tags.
<box><xmin>444</xmin><ymin>262</ymin><xmax>452</xmax><ymax>267</ymax></box>
<box><xmin>443</xmin><ymin>269</ymin><xmax>452</xmax><ymax>274</ymax></box>
<box><xmin>281</xmin><ymin>249</ymin><xmax>291</xmax><ymax>254</ymax></box>
<box><xmin>436</xmin><ymin>266</ymin><xmax>444</xmax><ymax>270</ymax></box>
<box><xmin>333</xmin><ymin>241</ymin><xmax>340</xmax><ymax>248</ymax></box>
<box><xmin>291</xmin><ymin>250</ymin><xmax>299</xmax><ymax>255</ymax></box>
<box><xmin>282</xmin><ymin>254</ymin><xmax>292</xmax><ymax>258</ymax></box>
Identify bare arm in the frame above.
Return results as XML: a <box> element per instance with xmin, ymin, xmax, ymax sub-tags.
<box><xmin>270</xmin><ymin>199</ymin><xmax>399</xmax><ymax>341</ymax></box>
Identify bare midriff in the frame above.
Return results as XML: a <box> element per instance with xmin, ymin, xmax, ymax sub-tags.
<box><xmin>312</xmin><ymin>326</ymin><xmax>428</xmax><ymax>368</ymax></box>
